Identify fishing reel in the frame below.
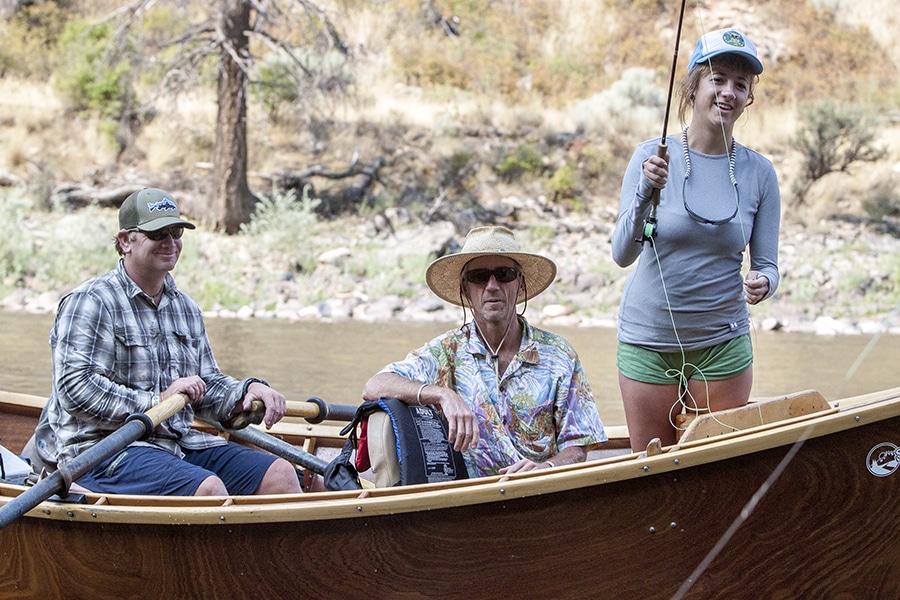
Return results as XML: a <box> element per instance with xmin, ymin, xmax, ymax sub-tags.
<box><xmin>635</xmin><ymin>144</ymin><xmax>665</xmax><ymax>246</ymax></box>
<box><xmin>639</xmin><ymin>215</ymin><xmax>657</xmax><ymax>244</ymax></box>
<box><xmin>635</xmin><ymin>206</ymin><xmax>659</xmax><ymax>245</ymax></box>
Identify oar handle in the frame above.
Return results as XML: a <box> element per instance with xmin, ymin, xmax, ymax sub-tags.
<box><xmin>249</xmin><ymin>398</ymin><xmax>359</xmax><ymax>423</ymax></box>
<box><xmin>0</xmin><ymin>393</ymin><xmax>188</xmax><ymax>530</ymax></box>
<box><xmin>145</xmin><ymin>392</ymin><xmax>189</xmax><ymax>424</ymax></box>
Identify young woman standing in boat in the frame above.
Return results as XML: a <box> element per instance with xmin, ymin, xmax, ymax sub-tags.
<box><xmin>611</xmin><ymin>28</ymin><xmax>781</xmax><ymax>453</ymax></box>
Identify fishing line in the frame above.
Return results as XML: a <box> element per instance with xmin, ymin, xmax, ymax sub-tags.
<box><xmin>647</xmin><ymin>2</ymin><xmax>769</xmax><ymax>436</ymax></box>
<box><xmin>670</xmin><ymin>425</ymin><xmax>813</xmax><ymax>599</ymax></box>
<box><xmin>647</xmin><ymin>237</ymin><xmax>712</xmax><ymax>430</ymax></box>
<box><xmin>835</xmin><ymin>304</ymin><xmax>900</xmax><ymax>398</ymax></box>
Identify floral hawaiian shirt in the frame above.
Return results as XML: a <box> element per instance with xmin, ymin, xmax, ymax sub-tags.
<box><xmin>380</xmin><ymin>318</ymin><xmax>607</xmax><ymax>477</ymax></box>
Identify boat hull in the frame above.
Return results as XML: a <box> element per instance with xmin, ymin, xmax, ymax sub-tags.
<box><xmin>1</xmin><ymin>412</ymin><xmax>898</xmax><ymax>599</ymax></box>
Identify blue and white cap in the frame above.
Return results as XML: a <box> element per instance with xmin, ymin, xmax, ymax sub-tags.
<box><xmin>687</xmin><ymin>28</ymin><xmax>763</xmax><ymax>74</ymax></box>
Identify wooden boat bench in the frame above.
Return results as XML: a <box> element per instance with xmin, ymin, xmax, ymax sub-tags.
<box><xmin>674</xmin><ymin>389</ymin><xmax>834</xmax><ymax>445</ymax></box>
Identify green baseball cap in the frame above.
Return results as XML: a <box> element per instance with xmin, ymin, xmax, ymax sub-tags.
<box><xmin>119</xmin><ymin>188</ymin><xmax>196</xmax><ymax>232</ymax></box>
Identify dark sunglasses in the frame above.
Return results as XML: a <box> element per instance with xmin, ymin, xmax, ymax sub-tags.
<box><xmin>138</xmin><ymin>227</ymin><xmax>185</xmax><ymax>241</ymax></box>
<box><xmin>463</xmin><ymin>267</ymin><xmax>521</xmax><ymax>285</ymax></box>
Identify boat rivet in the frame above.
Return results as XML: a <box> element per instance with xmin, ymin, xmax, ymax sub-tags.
<box><xmin>642</xmin><ymin>466</ymin><xmax>649</xmax><ymax>472</ymax></box>
<box><xmin>855</xmin><ymin>416</ymin><xmax>861</xmax><ymax>421</ymax></box>
<box><xmin>91</xmin><ymin>513</ymin><xmax>97</xmax><ymax>518</ymax></box>
<box><xmin>220</xmin><ymin>516</ymin><xmax>226</xmax><ymax>522</ymax></box>
<box><xmin>649</xmin><ymin>527</ymin><xmax>656</xmax><ymax>533</ymax></box>
<box><xmin>43</xmin><ymin>510</ymin><xmax>50</xmax><ymax>515</ymax></box>
<box><xmin>673</xmin><ymin>459</ymin><xmax>680</xmax><ymax>465</ymax></box>
<box><xmin>670</xmin><ymin>522</ymin><xmax>677</xmax><ymax>529</ymax></box>
<box><xmin>357</xmin><ymin>506</ymin><xmax>363</xmax><ymax>512</ymax></box>
<box><xmin>500</xmin><ymin>489</ymin><xmax>506</xmax><ymax>494</ymax></box>
<box><xmin>67</xmin><ymin>511</ymin><xmax>74</xmax><ymax>518</ymax></box>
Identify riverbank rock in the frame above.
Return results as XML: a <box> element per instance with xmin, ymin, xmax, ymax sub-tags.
<box><xmin>3</xmin><ymin>213</ymin><xmax>900</xmax><ymax>338</ymax></box>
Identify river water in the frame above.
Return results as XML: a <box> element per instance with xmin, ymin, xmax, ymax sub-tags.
<box><xmin>3</xmin><ymin>311</ymin><xmax>900</xmax><ymax>426</ymax></box>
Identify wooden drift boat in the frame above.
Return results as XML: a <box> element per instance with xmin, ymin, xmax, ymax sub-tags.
<box><xmin>0</xmin><ymin>387</ymin><xmax>899</xmax><ymax>599</ymax></box>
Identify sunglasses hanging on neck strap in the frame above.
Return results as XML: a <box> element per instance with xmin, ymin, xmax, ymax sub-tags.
<box><xmin>681</xmin><ymin>129</ymin><xmax>740</xmax><ymax>226</ymax></box>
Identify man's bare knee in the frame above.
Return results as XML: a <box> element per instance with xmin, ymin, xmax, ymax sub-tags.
<box><xmin>255</xmin><ymin>458</ymin><xmax>302</xmax><ymax>494</ymax></box>
<box><xmin>194</xmin><ymin>475</ymin><xmax>228</xmax><ymax>496</ymax></box>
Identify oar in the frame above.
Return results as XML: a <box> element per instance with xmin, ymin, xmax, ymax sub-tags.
<box><xmin>220</xmin><ymin>423</ymin><xmax>375</xmax><ymax>490</ymax></box>
<box><xmin>250</xmin><ymin>397</ymin><xmax>359</xmax><ymax>423</ymax></box>
<box><xmin>0</xmin><ymin>393</ymin><xmax>188</xmax><ymax>531</ymax></box>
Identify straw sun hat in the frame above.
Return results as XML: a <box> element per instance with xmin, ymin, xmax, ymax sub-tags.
<box><xmin>425</xmin><ymin>226</ymin><xmax>558</xmax><ymax>307</ymax></box>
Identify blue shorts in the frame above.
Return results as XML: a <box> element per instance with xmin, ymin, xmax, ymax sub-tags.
<box><xmin>75</xmin><ymin>442</ymin><xmax>280</xmax><ymax>496</ymax></box>
<box><xmin>617</xmin><ymin>334</ymin><xmax>753</xmax><ymax>385</ymax></box>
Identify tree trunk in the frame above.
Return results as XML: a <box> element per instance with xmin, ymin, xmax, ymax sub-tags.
<box><xmin>210</xmin><ymin>0</ymin><xmax>253</xmax><ymax>234</ymax></box>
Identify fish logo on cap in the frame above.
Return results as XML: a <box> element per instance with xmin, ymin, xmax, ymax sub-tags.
<box><xmin>148</xmin><ymin>198</ymin><xmax>179</xmax><ymax>212</ymax></box>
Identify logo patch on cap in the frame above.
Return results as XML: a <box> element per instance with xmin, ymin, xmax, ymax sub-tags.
<box><xmin>147</xmin><ymin>198</ymin><xmax>178</xmax><ymax>212</ymax></box>
<box><xmin>722</xmin><ymin>30</ymin><xmax>746</xmax><ymax>48</ymax></box>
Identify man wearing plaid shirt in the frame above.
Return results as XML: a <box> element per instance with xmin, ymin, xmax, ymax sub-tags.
<box><xmin>34</xmin><ymin>188</ymin><xmax>301</xmax><ymax>496</ymax></box>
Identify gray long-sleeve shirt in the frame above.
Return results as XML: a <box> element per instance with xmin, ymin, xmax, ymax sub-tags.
<box><xmin>611</xmin><ymin>135</ymin><xmax>781</xmax><ymax>352</ymax></box>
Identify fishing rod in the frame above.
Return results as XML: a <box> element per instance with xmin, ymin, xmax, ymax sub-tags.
<box><xmin>637</xmin><ymin>0</ymin><xmax>688</xmax><ymax>245</ymax></box>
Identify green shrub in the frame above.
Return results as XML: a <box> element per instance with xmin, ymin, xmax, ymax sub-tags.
<box><xmin>0</xmin><ymin>188</ymin><xmax>35</xmax><ymax>285</ymax></box>
<box><xmin>862</xmin><ymin>174</ymin><xmax>900</xmax><ymax>225</ymax></box>
<box><xmin>495</xmin><ymin>144</ymin><xmax>543</xmax><ymax>182</ymax></box>
<box><xmin>545</xmin><ymin>163</ymin><xmax>580</xmax><ymax>201</ymax></box>
<box><xmin>55</xmin><ymin>20</ymin><xmax>131</xmax><ymax>120</ymax></box>
<box><xmin>439</xmin><ymin>149</ymin><xmax>477</xmax><ymax>191</ymax></box>
<box><xmin>570</xmin><ymin>68</ymin><xmax>664</xmax><ymax>135</ymax></box>
<box><xmin>790</xmin><ymin>100</ymin><xmax>881</xmax><ymax>203</ymax></box>
<box><xmin>0</xmin><ymin>2</ymin><xmax>69</xmax><ymax>78</ymax></box>
<box><xmin>252</xmin><ymin>46</ymin><xmax>354</xmax><ymax>122</ymax></box>
<box><xmin>240</xmin><ymin>187</ymin><xmax>321</xmax><ymax>273</ymax></box>
<box><xmin>0</xmin><ymin>188</ymin><xmax>115</xmax><ymax>298</ymax></box>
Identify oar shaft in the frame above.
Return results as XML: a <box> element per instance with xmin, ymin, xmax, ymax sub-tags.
<box><xmin>223</xmin><ymin>426</ymin><xmax>329</xmax><ymax>474</ymax></box>
<box><xmin>250</xmin><ymin>398</ymin><xmax>359</xmax><ymax>423</ymax></box>
<box><xmin>0</xmin><ymin>394</ymin><xmax>188</xmax><ymax>530</ymax></box>
<box><xmin>221</xmin><ymin>424</ymin><xmax>376</xmax><ymax>490</ymax></box>
<box><xmin>0</xmin><ymin>471</ymin><xmax>67</xmax><ymax>530</ymax></box>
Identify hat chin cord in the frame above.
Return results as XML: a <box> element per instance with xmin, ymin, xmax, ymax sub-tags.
<box><xmin>458</xmin><ymin>277</ymin><xmax>528</xmax><ymax>380</ymax></box>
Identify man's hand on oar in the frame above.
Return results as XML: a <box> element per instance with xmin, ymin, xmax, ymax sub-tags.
<box><xmin>231</xmin><ymin>381</ymin><xmax>287</xmax><ymax>430</ymax></box>
<box><xmin>236</xmin><ymin>397</ymin><xmax>359</xmax><ymax>428</ymax></box>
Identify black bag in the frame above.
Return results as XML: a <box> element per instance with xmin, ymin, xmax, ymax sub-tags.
<box><xmin>322</xmin><ymin>438</ymin><xmax>362</xmax><ymax>491</ymax></box>
<box><xmin>322</xmin><ymin>400</ymin><xmax>381</xmax><ymax>491</ymax></box>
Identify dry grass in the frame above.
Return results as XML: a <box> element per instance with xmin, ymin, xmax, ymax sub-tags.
<box><xmin>0</xmin><ymin>0</ymin><xmax>897</xmax><ymax>204</ymax></box>
<box><xmin>141</xmin><ymin>91</ymin><xmax>217</xmax><ymax>173</ymax></box>
<box><xmin>0</xmin><ymin>81</ymin><xmax>116</xmax><ymax>180</ymax></box>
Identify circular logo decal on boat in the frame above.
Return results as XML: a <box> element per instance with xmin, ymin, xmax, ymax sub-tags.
<box><xmin>866</xmin><ymin>442</ymin><xmax>898</xmax><ymax>477</ymax></box>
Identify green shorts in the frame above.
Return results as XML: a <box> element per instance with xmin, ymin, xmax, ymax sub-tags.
<box><xmin>617</xmin><ymin>334</ymin><xmax>753</xmax><ymax>385</ymax></box>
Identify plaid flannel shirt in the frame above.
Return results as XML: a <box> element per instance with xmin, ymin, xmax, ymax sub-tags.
<box><xmin>42</xmin><ymin>260</ymin><xmax>251</xmax><ymax>463</ymax></box>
